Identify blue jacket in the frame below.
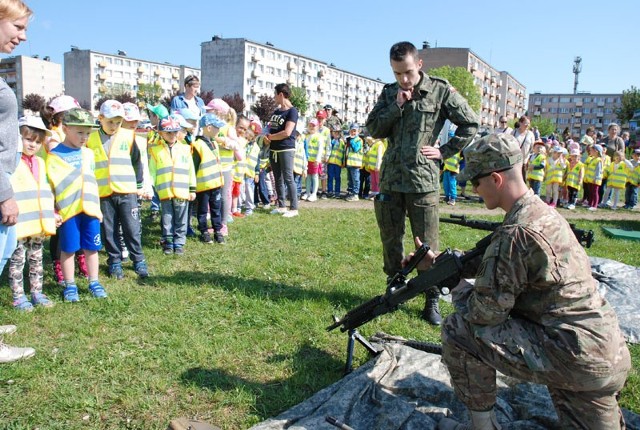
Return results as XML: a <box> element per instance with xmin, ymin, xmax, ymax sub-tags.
<box><xmin>170</xmin><ymin>94</ymin><xmax>205</xmax><ymax>115</ymax></box>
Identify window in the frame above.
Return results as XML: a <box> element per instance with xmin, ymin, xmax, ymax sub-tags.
<box><xmin>560</xmin><ymin>97</ymin><xmax>570</xmax><ymax>103</ymax></box>
<box><xmin>550</xmin><ymin>97</ymin><xmax>557</xmax><ymax>103</ymax></box>
<box><xmin>583</xmin><ymin>97</ymin><xmax>591</xmax><ymax>103</ymax></box>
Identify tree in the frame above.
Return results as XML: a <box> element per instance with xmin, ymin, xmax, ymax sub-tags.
<box><xmin>22</xmin><ymin>93</ymin><xmax>46</xmax><ymax>114</ymax></box>
<box><xmin>136</xmin><ymin>83</ymin><xmax>163</xmax><ymax>107</ymax></box>
<box><xmin>426</xmin><ymin>65</ymin><xmax>481</xmax><ymax>113</ymax></box>
<box><xmin>200</xmin><ymin>90</ymin><xmax>215</xmax><ymax>106</ymax></box>
<box><xmin>222</xmin><ymin>93</ymin><xmax>245</xmax><ymax>114</ymax></box>
<box><xmin>530</xmin><ymin>116</ymin><xmax>555</xmax><ymax>138</ymax></box>
<box><xmin>289</xmin><ymin>86</ymin><xmax>309</xmax><ymax>116</ymax></box>
<box><xmin>616</xmin><ymin>86</ymin><xmax>640</xmax><ymax>125</ymax></box>
<box><xmin>251</xmin><ymin>94</ymin><xmax>277</xmax><ymax>124</ymax></box>
<box><xmin>93</xmin><ymin>93</ymin><xmax>137</xmax><ymax>111</ymax></box>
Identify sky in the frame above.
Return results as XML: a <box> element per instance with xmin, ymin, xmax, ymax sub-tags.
<box><xmin>14</xmin><ymin>0</ymin><xmax>638</xmax><ymax>96</ymax></box>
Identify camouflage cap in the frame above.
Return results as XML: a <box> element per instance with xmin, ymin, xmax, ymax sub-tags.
<box><xmin>458</xmin><ymin>133</ymin><xmax>523</xmax><ymax>182</ymax></box>
<box><xmin>62</xmin><ymin>108</ymin><xmax>97</xmax><ymax>127</ymax></box>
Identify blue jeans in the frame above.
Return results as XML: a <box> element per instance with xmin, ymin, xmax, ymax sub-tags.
<box><xmin>529</xmin><ymin>179</ymin><xmax>542</xmax><ymax>196</ymax></box>
<box><xmin>625</xmin><ymin>183</ymin><xmax>638</xmax><ymax>208</ymax></box>
<box><xmin>196</xmin><ymin>188</ymin><xmax>222</xmax><ymax>233</ymax></box>
<box><xmin>442</xmin><ymin>170</ymin><xmax>458</xmax><ymax>200</ymax></box>
<box><xmin>0</xmin><ymin>223</ymin><xmax>16</xmax><ymax>275</ymax></box>
<box><xmin>160</xmin><ymin>198</ymin><xmax>189</xmax><ymax>247</ymax></box>
<box><xmin>100</xmin><ymin>193</ymin><xmax>145</xmax><ymax>265</ymax></box>
<box><xmin>347</xmin><ymin>167</ymin><xmax>360</xmax><ymax>195</ymax></box>
<box><xmin>327</xmin><ymin>164</ymin><xmax>341</xmax><ymax>195</ymax></box>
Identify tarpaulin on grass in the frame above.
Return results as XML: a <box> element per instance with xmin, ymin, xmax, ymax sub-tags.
<box><xmin>250</xmin><ymin>257</ymin><xmax>639</xmax><ymax>430</ymax></box>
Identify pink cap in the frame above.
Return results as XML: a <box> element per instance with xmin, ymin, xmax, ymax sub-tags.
<box><xmin>205</xmin><ymin>98</ymin><xmax>230</xmax><ymax>115</ymax></box>
<box><xmin>48</xmin><ymin>95</ymin><xmax>80</xmax><ymax>114</ymax></box>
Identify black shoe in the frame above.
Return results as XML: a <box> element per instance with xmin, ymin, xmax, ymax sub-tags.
<box><xmin>422</xmin><ymin>292</ymin><xmax>442</xmax><ymax>326</ymax></box>
<box><xmin>200</xmin><ymin>232</ymin><xmax>213</xmax><ymax>244</ymax></box>
<box><xmin>186</xmin><ymin>226</ymin><xmax>197</xmax><ymax>238</ymax></box>
<box><xmin>163</xmin><ymin>244</ymin><xmax>173</xmax><ymax>255</ymax></box>
<box><xmin>214</xmin><ymin>232</ymin><xmax>225</xmax><ymax>244</ymax></box>
<box><xmin>174</xmin><ymin>246</ymin><xmax>185</xmax><ymax>256</ymax></box>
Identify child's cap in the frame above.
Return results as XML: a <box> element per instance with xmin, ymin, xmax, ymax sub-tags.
<box><xmin>634</xmin><ymin>148</ymin><xmax>640</xmax><ymax>155</ymax></box>
<box><xmin>349</xmin><ymin>122</ymin><xmax>359</xmax><ymax>130</ymax></box>
<box><xmin>533</xmin><ymin>140</ymin><xmax>545</xmax><ymax>147</ymax></box>
<box><xmin>122</xmin><ymin>102</ymin><xmax>141</xmax><ymax>121</ymax></box>
<box><xmin>593</xmin><ymin>144</ymin><xmax>604</xmax><ymax>155</ymax></box>
<box><xmin>552</xmin><ymin>146</ymin><xmax>562</xmax><ymax>152</ymax></box>
<box><xmin>308</xmin><ymin>118</ymin><xmax>319</xmax><ymax>127</ymax></box>
<box><xmin>538</xmin><ymin>146</ymin><xmax>547</xmax><ymax>154</ymax></box>
<box><xmin>199</xmin><ymin>113</ymin><xmax>226</xmax><ymax>129</ymax></box>
<box><xmin>170</xmin><ymin>113</ymin><xmax>193</xmax><ymax>129</ymax></box>
<box><xmin>569</xmin><ymin>148</ymin><xmax>581</xmax><ymax>156</ymax></box>
<box><xmin>205</xmin><ymin>98</ymin><xmax>230</xmax><ymax>115</ymax></box>
<box><xmin>48</xmin><ymin>95</ymin><xmax>80</xmax><ymax>114</ymax></box>
<box><xmin>249</xmin><ymin>120</ymin><xmax>262</xmax><ymax>135</ymax></box>
<box><xmin>157</xmin><ymin>116</ymin><xmax>182</xmax><ymax>132</ymax></box>
<box><xmin>99</xmin><ymin>100</ymin><xmax>125</xmax><ymax>119</ymax></box>
<box><xmin>330</xmin><ymin>126</ymin><xmax>341</xmax><ymax>132</ymax></box>
<box><xmin>18</xmin><ymin>115</ymin><xmax>52</xmax><ymax>136</ymax></box>
<box><xmin>146</xmin><ymin>103</ymin><xmax>169</xmax><ymax>119</ymax></box>
<box><xmin>560</xmin><ymin>148</ymin><xmax>568</xmax><ymax>155</ymax></box>
<box><xmin>176</xmin><ymin>108</ymin><xmax>198</xmax><ymax>121</ymax></box>
<box><xmin>62</xmin><ymin>108</ymin><xmax>97</xmax><ymax>127</ymax></box>
<box><xmin>315</xmin><ymin>110</ymin><xmax>327</xmax><ymax>120</ymax></box>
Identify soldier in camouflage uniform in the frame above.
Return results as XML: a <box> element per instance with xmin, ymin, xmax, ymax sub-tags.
<box><xmin>365</xmin><ymin>41</ymin><xmax>479</xmax><ymax>325</ymax></box>
<box><xmin>436</xmin><ymin>133</ymin><xmax>631</xmax><ymax>430</ymax></box>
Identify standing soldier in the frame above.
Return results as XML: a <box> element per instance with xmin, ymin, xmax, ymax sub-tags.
<box><xmin>365</xmin><ymin>41</ymin><xmax>478</xmax><ymax>325</ymax></box>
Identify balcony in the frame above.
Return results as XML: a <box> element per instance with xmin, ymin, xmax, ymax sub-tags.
<box><xmin>252</xmin><ymin>69</ymin><xmax>262</xmax><ymax>78</ymax></box>
<box><xmin>534</xmin><ymin>99</ymin><xmax>541</xmax><ymax>106</ymax></box>
<box><xmin>317</xmin><ymin>69</ymin><xmax>325</xmax><ymax>77</ymax></box>
<box><xmin>153</xmin><ymin>70</ymin><xmax>160</xmax><ymax>76</ymax></box>
<box><xmin>574</xmin><ymin>111</ymin><xmax>582</xmax><ymax>117</ymax></box>
<box><xmin>98</xmin><ymin>85</ymin><xmax>107</xmax><ymax>93</ymax></box>
<box><xmin>98</xmin><ymin>61</ymin><xmax>107</xmax><ymax>68</ymax></box>
<box><xmin>286</xmin><ymin>76</ymin><xmax>295</xmax><ymax>85</ymax></box>
<box><xmin>286</xmin><ymin>61</ymin><xmax>295</xmax><ymax>70</ymax></box>
<box><xmin>172</xmin><ymin>72</ymin><xmax>179</xmax><ymax>79</ymax></box>
<box><xmin>575</xmin><ymin>101</ymin><xmax>583</xmax><ymax>107</ymax></box>
<box><xmin>251</xmin><ymin>53</ymin><xmax>263</xmax><ymax>62</ymax></box>
<box><xmin>301</xmin><ymin>80</ymin><xmax>309</xmax><ymax>88</ymax></box>
<box><xmin>596</xmin><ymin>112</ymin><xmax>604</xmax><ymax>117</ymax></box>
<box><xmin>137</xmin><ymin>67</ymin><xmax>144</xmax><ymax>73</ymax></box>
<box><xmin>250</xmin><ymin>85</ymin><xmax>258</xmax><ymax>94</ymax></box>
<box><xmin>172</xmin><ymin>83</ymin><xmax>179</xmax><ymax>90</ymax></box>
<box><xmin>97</xmin><ymin>73</ymin><xmax>106</xmax><ymax>81</ymax></box>
<box><xmin>317</xmin><ymin>84</ymin><xmax>326</xmax><ymax>92</ymax></box>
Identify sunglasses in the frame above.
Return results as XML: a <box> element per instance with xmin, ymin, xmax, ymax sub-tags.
<box><xmin>499</xmin><ymin>120</ymin><xmax>507</xmax><ymax>124</ymax></box>
<box><xmin>470</xmin><ymin>167</ymin><xmax>512</xmax><ymax>187</ymax></box>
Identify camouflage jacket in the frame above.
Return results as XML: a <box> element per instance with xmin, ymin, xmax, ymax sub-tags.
<box><xmin>365</xmin><ymin>73</ymin><xmax>478</xmax><ymax>193</ymax></box>
<box><xmin>455</xmin><ymin>190</ymin><xmax>630</xmax><ymax>375</ymax></box>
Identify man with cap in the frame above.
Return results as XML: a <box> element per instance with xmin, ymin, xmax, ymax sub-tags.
<box><xmin>423</xmin><ymin>133</ymin><xmax>631</xmax><ymax>429</ymax></box>
<box><xmin>324</xmin><ymin>104</ymin><xmax>342</xmax><ymax>132</ymax></box>
<box><xmin>365</xmin><ymin>41</ymin><xmax>478</xmax><ymax>325</ymax></box>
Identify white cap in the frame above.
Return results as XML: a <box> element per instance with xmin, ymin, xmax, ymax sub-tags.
<box><xmin>18</xmin><ymin>115</ymin><xmax>52</xmax><ymax>136</ymax></box>
<box><xmin>122</xmin><ymin>102</ymin><xmax>141</xmax><ymax>121</ymax></box>
<box><xmin>48</xmin><ymin>95</ymin><xmax>80</xmax><ymax>114</ymax></box>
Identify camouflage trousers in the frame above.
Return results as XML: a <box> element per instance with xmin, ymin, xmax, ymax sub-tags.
<box><xmin>374</xmin><ymin>191</ymin><xmax>439</xmax><ymax>277</ymax></box>
<box><xmin>9</xmin><ymin>235</ymin><xmax>45</xmax><ymax>301</ymax></box>
<box><xmin>442</xmin><ymin>312</ymin><xmax>630</xmax><ymax>429</ymax></box>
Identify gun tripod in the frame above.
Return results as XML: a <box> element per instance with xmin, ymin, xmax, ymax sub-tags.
<box><xmin>343</xmin><ymin>328</ymin><xmax>380</xmax><ymax>374</ymax></box>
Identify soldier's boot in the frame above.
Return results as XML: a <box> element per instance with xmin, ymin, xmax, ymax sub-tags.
<box><xmin>422</xmin><ymin>290</ymin><xmax>442</xmax><ymax>326</ymax></box>
<box><xmin>438</xmin><ymin>409</ymin><xmax>501</xmax><ymax>430</ymax></box>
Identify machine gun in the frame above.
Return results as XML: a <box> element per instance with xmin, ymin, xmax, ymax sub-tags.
<box><xmin>328</xmin><ymin>215</ymin><xmax>594</xmax><ymax>373</ymax></box>
<box><xmin>440</xmin><ymin>214</ymin><xmax>595</xmax><ymax>248</ymax></box>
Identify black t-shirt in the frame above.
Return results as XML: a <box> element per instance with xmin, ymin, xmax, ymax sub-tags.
<box><xmin>268</xmin><ymin>107</ymin><xmax>298</xmax><ymax>151</ymax></box>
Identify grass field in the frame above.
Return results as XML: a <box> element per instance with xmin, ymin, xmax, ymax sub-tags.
<box><xmin>0</xmin><ymin>202</ymin><xmax>638</xmax><ymax>429</ymax></box>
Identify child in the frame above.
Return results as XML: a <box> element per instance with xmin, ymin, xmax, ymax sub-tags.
<box><xmin>302</xmin><ymin>119</ymin><xmax>325</xmax><ymax>202</ymax></box>
<box><xmin>326</xmin><ymin>126</ymin><xmax>346</xmax><ymax>198</ymax></box>
<box><xmin>526</xmin><ymin>141</ymin><xmax>546</xmax><ymax>196</ymax></box>
<box><xmin>8</xmin><ymin>117</ymin><xmax>61</xmax><ymax>310</ymax></box>
<box><xmin>192</xmin><ymin>113</ymin><xmax>226</xmax><ymax>244</ymax></box>
<box><xmin>145</xmin><ymin>103</ymin><xmax>170</xmax><ymax>221</ymax></box>
<box><xmin>291</xmin><ymin>130</ymin><xmax>306</xmax><ymax>201</ymax></box>
<box><xmin>315</xmin><ymin>109</ymin><xmax>332</xmax><ymax>199</ymax></box>
<box><xmin>241</xmin><ymin>120</ymin><xmax>262</xmax><ymax>216</ymax></box>
<box><xmin>46</xmin><ymin>108</ymin><xmax>106</xmax><ymax>302</ymax></box>
<box><xmin>544</xmin><ymin>146</ymin><xmax>566</xmax><ymax>208</ymax></box>
<box><xmin>87</xmin><ymin>100</ymin><xmax>148</xmax><ymax>280</ymax></box>
<box><xmin>230</xmin><ymin>115</ymin><xmax>249</xmax><ymax>217</ymax></box>
<box><xmin>359</xmin><ymin>136</ymin><xmax>372</xmax><ymax>199</ymax></box>
<box><xmin>441</xmin><ymin>151</ymin><xmax>461</xmax><ymax>205</ymax></box>
<box><xmin>602</xmin><ymin>151</ymin><xmax>627</xmax><ymax>210</ymax></box>
<box><xmin>564</xmin><ymin>148</ymin><xmax>585</xmax><ymax>210</ymax></box>
<box><xmin>148</xmin><ymin>117</ymin><xmax>196</xmax><ymax>255</ymax></box>
<box><xmin>623</xmin><ymin>149</ymin><xmax>640</xmax><ymax>210</ymax></box>
<box><xmin>366</xmin><ymin>138</ymin><xmax>386</xmax><ymax>200</ymax></box>
<box><xmin>584</xmin><ymin>144</ymin><xmax>604</xmax><ymax>211</ymax></box>
<box><xmin>344</xmin><ymin>123</ymin><xmax>363</xmax><ymax>201</ymax></box>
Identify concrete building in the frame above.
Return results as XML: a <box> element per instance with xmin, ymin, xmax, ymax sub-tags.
<box><xmin>418</xmin><ymin>46</ymin><xmax>526</xmax><ymax>130</ymax></box>
<box><xmin>64</xmin><ymin>47</ymin><xmax>200</xmax><ymax>111</ymax></box>
<box><xmin>0</xmin><ymin>55</ymin><xmax>63</xmax><ymax>115</ymax></box>
<box><xmin>200</xmin><ymin>36</ymin><xmax>385</xmax><ymax>125</ymax></box>
<box><xmin>527</xmin><ymin>92</ymin><xmax>622</xmax><ymax>137</ymax></box>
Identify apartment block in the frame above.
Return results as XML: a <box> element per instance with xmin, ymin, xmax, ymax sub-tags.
<box><xmin>0</xmin><ymin>55</ymin><xmax>63</xmax><ymax>115</ymax></box>
<box><xmin>64</xmin><ymin>48</ymin><xmax>200</xmax><ymax>111</ymax></box>
<box><xmin>528</xmin><ymin>93</ymin><xmax>621</xmax><ymax>137</ymax></box>
<box><xmin>419</xmin><ymin>47</ymin><xmax>526</xmax><ymax>130</ymax></box>
<box><xmin>200</xmin><ymin>36</ymin><xmax>385</xmax><ymax>125</ymax></box>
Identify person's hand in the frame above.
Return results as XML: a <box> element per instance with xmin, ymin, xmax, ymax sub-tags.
<box><xmin>188</xmin><ymin>193</ymin><xmax>196</xmax><ymax>202</ymax></box>
<box><xmin>0</xmin><ymin>197</ymin><xmax>18</xmax><ymax>226</ymax></box>
<box><xmin>401</xmin><ymin>237</ymin><xmax>437</xmax><ymax>271</ymax></box>
<box><xmin>396</xmin><ymin>88</ymin><xmax>413</xmax><ymax>108</ymax></box>
<box><xmin>54</xmin><ymin>213</ymin><xmax>63</xmax><ymax>228</ymax></box>
<box><xmin>420</xmin><ymin>146</ymin><xmax>442</xmax><ymax>160</ymax></box>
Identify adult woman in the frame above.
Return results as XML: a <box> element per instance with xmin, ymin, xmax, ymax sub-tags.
<box><xmin>170</xmin><ymin>75</ymin><xmax>205</xmax><ymax>120</ymax></box>
<box><xmin>602</xmin><ymin>122</ymin><xmax>625</xmax><ymax>158</ymax></box>
<box><xmin>0</xmin><ymin>0</ymin><xmax>35</xmax><ymax>363</ymax></box>
<box><xmin>265</xmin><ymin>83</ymin><xmax>299</xmax><ymax>218</ymax></box>
<box><xmin>512</xmin><ymin>115</ymin><xmax>535</xmax><ymax>177</ymax></box>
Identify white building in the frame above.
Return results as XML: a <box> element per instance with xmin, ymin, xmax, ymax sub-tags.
<box><xmin>0</xmin><ymin>55</ymin><xmax>63</xmax><ymax>115</ymax></box>
<box><xmin>64</xmin><ymin>47</ymin><xmax>200</xmax><ymax>111</ymax></box>
<box><xmin>201</xmin><ymin>36</ymin><xmax>385</xmax><ymax>125</ymax></box>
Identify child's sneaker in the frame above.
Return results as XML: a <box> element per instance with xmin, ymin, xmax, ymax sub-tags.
<box><xmin>133</xmin><ymin>260</ymin><xmax>149</xmax><ymax>279</ymax></box>
<box><xmin>76</xmin><ymin>253</ymin><xmax>89</xmax><ymax>279</ymax></box>
<box><xmin>53</xmin><ymin>259</ymin><xmax>64</xmax><ymax>286</ymax></box>
<box><xmin>232</xmin><ymin>211</ymin><xmax>245</xmax><ymax>218</ymax></box>
<box><xmin>214</xmin><ymin>232</ymin><xmax>225</xmax><ymax>244</ymax></box>
<box><xmin>282</xmin><ymin>209</ymin><xmax>299</xmax><ymax>218</ymax></box>
<box><xmin>31</xmin><ymin>292</ymin><xmax>54</xmax><ymax>308</ymax></box>
<box><xmin>88</xmin><ymin>281</ymin><xmax>108</xmax><ymax>299</ymax></box>
<box><xmin>270</xmin><ymin>207</ymin><xmax>287</xmax><ymax>215</ymax></box>
<box><xmin>174</xmin><ymin>246</ymin><xmax>185</xmax><ymax>256</ymax></box>
<box><xmin>200</xmin><ymin>232</ymin><xmax>213</xmax><ymax>244</ymax></box>
<box><xmin>13</xmin><ymin>296</ymin><xmax>33</xmax><ymax>312</ymax></box>
<box><xmin>63</xmin><ymin>285</ymin><xmax>80</xmax><ymax>303</ymax></box>
<box><xmin>220</xmin><ymin>224</ymin><xmax>228</xmax><ymax>237</ymax></box>
<box><xmin>163</xmin><ymin>242</ymin><xmax>174</xmax><ymax>255</ymax></box>
<box><xmin>245</xmin><ymin>209</ymin><xmax>253</xmax><ymax>216</ymax></box>
<box><xmin>109</xmin><ymin>262</ymin><xmax>125</xmax><ymax>280</ymax></box>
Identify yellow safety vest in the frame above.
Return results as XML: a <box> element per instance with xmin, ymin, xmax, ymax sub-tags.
<box><xmin>527</xmin><ymin>154</ymin><xmax>546</xmax><ymax>182</ymax></box>
<box><xmin>584</xmin><ymin>157</ymin><xmax>602</xmax><ymax>186</ymax></box>
<box><xmin>232</xmin><ymin>137</ymin><xmax>247</xmax><ymax>183</ymax></box>
<box><xmin>606</xmin><ymin>162</ymin><xmax>627</xmax><ymax>189</ymax></box>
<box><xmin>244</xmin><ymin>141</ymin><xmax>260</xmax><ymax>178</ymax></box>
<box><xmin>11</xmin><ymin>157</ymin><xmax>56</xmax><ymax>239</ymax></box>
<box><xmin>306</xmin><ymin>133</ymin><xmax>324</xmax><ymax>163</ymax></box>
<box><xmin>191</xmin><ymin>137</ymin><xmax>224</xmax><ymax>192</ymax></box>
<box><xmin>545</xmin><ymin>158</ymin><xmax>565</xmax><ymax>185</ymax></box>
<box><xmin>630</xmin><ymin>164</ymin><xmax>640</xmax><ymax>186</ymax></box>
<box><xmin>217</xmin><ymin>124</ymin><xmax>235</xmax><ymax>173</ymax></box>
<box><xmin>328</xmin><ymin>139</ymin><xmax>346</xmax><ymax>167</ymax></box>
<box><xmin>149</xmin><ymin>141</ymin><xmax>194</xmax><ymax>200</ymax></box>
<box><xmin>46</xmin><ymin>148</ymin><xmax>102</xmax><ymax>222</ymax></box>
<box><xmin>293</xmin><ymin>137</ymin><xmax>306</xmax><ymax>175</ymax></box>
<box><xmin>565</xmin><ymin>162</ymin><xmax>584</xmax><ymax>190</ymax></box>
<box><xmin>346</xmin><ymin>137</ymin><xmax>363</xmax><ymax>168</ymax></box>
<box><xmin>442</xmin><ymin>153</ymin><xmax>461</xmax><ymax>174</ymax></box>
<box><xmin>87</xmin><ymin>129</ymin><xmax>137</xmax><ymax>197</ymax></box>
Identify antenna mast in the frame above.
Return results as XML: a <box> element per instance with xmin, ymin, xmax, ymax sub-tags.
<box><xmin>573</xmin><ymin>56</ymin><xmax>582</xmax><ymax>94</ymax></box>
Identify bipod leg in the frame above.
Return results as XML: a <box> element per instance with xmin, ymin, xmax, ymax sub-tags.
<box><xmin>344</xmin><ymin>329</ymin><xmax>380</xmax><ymax>374</ymax></box>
